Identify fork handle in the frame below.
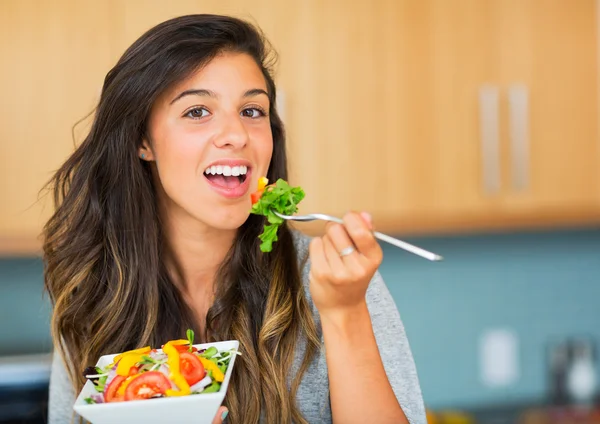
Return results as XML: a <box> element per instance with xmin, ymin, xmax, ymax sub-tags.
<box><xmin>373</xmin><ymin>231</ymin><xmax>443</xmax><ymax>261</ymax></box>
<box><xmin>320</xmin><ymin>216</ymin><xmax>443</xmax><ymax>261</ymax></box>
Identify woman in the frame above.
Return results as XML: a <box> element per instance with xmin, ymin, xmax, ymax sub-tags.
<box><xmin>45</xmin><ymin>14</ymin><xmax>425</xmax><ymax>424</ymax></box>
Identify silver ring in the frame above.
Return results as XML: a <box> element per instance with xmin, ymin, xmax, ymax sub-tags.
<box><xmin>339</xmin><ymin>246</ymin><xmax>356</xmax><ymax>257</ymax></box>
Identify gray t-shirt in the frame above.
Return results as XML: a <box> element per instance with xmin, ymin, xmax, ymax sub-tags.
<box><xmin>48</xmin><ymin>231</ymin><xmax>426</xmax><ymax>423</ymax></box>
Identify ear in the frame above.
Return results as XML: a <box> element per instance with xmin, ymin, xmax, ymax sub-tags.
<box><xmin>139</xmin><ymin>139</ymin><xmax>155</xmax><ymax>161</ymax></box>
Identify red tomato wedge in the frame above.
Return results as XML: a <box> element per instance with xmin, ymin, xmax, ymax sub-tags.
<box><xmin>171</xmin><ymin>344</ymin><xmax>198</xmax><ymax>353</ymax></box>
<box><xmin>124</xmin><ymin>371</ymin><xmax>171</xmax><ymax>401</ymax></box>
<box><xmin>179</xmin><ymin>352</ymin><xmax>206</xmax><ymax>386</ymax></box>
<box><xmin>104</xmin><ymin>375</ymin><xmax>126</xmax><ymax>402</ymax></box>
<box><xmin>251</xmin><ymin>190</ymin><xmax>263</xmax><ymax>205</ymax></box>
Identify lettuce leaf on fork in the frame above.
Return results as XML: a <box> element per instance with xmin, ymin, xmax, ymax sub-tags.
<box><xmin>250</xmin><ymin>178</ymin><xmax>305</xmax><ymax>252</ymax></box>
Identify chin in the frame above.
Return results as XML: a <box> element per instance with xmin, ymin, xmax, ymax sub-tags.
<box><xmin>200</xmin><ymin>209</ymin><xmax>251</xmax><ymax>231</ymax></box>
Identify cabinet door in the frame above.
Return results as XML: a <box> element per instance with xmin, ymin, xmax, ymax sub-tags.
<box><xmin>495</xmin><ymin>0</ymin><xmax>599</xmax><ymax>216</ymax></box>
<box><xmin>422</xmin><ymin>0</ymin><xmax>505</xmax><ymax>221</ymax></box>
<box><xmin>0</xmin><ymin>0</ymin><xmax>115</xmax><ymax>254</ymax></box>
<box><xmin>282</xmin><ymin>0</ymin><xmax>506</xmax><ymax>233</ymax></box>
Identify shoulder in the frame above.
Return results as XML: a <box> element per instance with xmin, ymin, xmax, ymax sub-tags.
<box><xmin>48</xmin><ymin>348</ymin><xmax>77</xmax><ymax>424</ymax></box>
<box><xmin>291</xmin><ymin>228</ymin><xmax>311</xmax><ymax>259</ymax></box>
<box><xmin>290</xmin><ymin>228</ymin><xmax>312</xmax><ymax>282</ymax></box>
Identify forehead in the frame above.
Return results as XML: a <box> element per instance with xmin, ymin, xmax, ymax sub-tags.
<box><xmin>164</xmin><ymin>52</ymin><xmax>268</xmax><ymax>100</ymax></box>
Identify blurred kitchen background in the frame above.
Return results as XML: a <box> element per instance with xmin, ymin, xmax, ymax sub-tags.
<box><xmin>1</xmin><ymin>1</ymin><xmax>600</xmax><ymax>423</ymax></box>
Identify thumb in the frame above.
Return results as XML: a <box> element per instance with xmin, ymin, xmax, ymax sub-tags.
<box><xmin>212</xmin><ymin>406</ymin><xmax>229</xmax><ymax>423</ymax></box>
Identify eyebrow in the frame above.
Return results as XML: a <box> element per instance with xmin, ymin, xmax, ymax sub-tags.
<box><xmin>170</xmin><ymin>88</ymin><xmax>269</xmax><ymax>105</ymax></box>
<box><xmin>243</xmin><ymin>88</ymin><xmax>269</xmax><ymax>99</ymax></box>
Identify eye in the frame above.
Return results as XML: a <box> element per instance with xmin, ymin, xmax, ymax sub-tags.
<box><xmin>184</xmin><ymin>107</ymin><xmax>210</xmax><ymax>119</ymax></box>
<box><xmin>241</xmin><ymin>107</ymin><xmax>266</xmax><ymax>118</ymax></box>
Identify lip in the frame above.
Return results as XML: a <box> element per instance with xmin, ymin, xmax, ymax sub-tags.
<box><xmin>204</xmin><ymin>158</ymin><xmax>252</xmax><ymax>169</ymax></box>
<box><xmin>203</xmin><ymin>161</ymin><xmax>253</xmax><ymax>199</ymax></box>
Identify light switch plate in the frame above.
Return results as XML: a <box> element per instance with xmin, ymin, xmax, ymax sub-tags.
<box><xmin>479</xmin><ymin>328</ymin><xmax>519</xmax><ymax>387</ymax></box>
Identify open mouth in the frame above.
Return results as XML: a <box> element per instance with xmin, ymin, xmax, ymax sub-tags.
<box><xmin>203</xmin><ymin>165</ymin><xmax>249</xmax><ymax>189</ymax></box>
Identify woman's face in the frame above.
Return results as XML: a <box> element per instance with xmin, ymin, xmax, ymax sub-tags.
<box><xmin>143</xmin><ymin>52</ymin><xmax>273</xmax><ymax>231</ymax></box>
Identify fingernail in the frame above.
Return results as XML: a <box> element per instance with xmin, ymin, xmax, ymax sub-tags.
<box><xmin>221</xmin><ymin>410</ymin><xmax>229</xmax><ymax>420</ymax></box>
<box><xmin>360</xmin><ymin>212</ymin><xmax>373</xmax><ymax>228</ymax></box>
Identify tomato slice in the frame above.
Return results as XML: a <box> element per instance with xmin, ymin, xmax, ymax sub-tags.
<box><xmin>124</xmin><ymin>371</ymin><xmax>171</xmax><ymax>401</ymax></box>
<box><xmin>171</xmin><ymin>344</ymin><xmax>198</xmax><ymax>353</ymax></box>
<box><xmin>104</xmin><ymin>375</ymin><xmax>126</xmax><ymax>402</ymax></box>
<box><xmin>251</xmin><ymin>190</ymin><xmax>263</xmax><ymax>205</ymax></box>
<box><xmin>179</xmin><ymin>352</ymin><xmax>206</xmax><ymax>386</ymax></box>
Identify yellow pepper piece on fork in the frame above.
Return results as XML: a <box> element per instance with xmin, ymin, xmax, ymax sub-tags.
<box><xmin>257</xmin><ymin>176</ymin><xmax>269</xmax><ymax>191</ymax></box>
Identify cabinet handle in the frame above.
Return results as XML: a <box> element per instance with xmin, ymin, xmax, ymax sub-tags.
<box><xmin>479</xmin><ymin>85</ymin><xmax>501</xmax><ymax>194</ymax></box>
<box><xmin>508</xmin><ymin>84</ymin><xmax>529</xmax><ymax>191</ymax></box>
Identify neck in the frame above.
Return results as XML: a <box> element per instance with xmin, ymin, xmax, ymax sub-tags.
<box><xmin>160</xmin><ymin>203</ymin><xmax>236</xmax><ymax>319</ymax></box>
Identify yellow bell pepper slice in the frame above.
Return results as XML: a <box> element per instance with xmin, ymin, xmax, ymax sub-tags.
<box><xmin>163</xmin><ymin>341</ymin><xmax>190</xmax><ymax>397</ymax></box>
<box><xmin>199</xmin><ymin>357</ymin><xmax>224</xmax><ymax>383</ymax></box>
<box><xmin>167</xmin><ymin>339</ymin><xmax>190</xmax><ymax>346</ymax></box>
<box><xmin>115</xmin><ymin>347</ymin><xmax>151</xmax><ymax>377</ymax></box>
<box><xmin>257</xmin><ymin>176</ymin><xmax>269</xmax><ymax>191</ymax></box>
<box><xmin>111</xmin><ymin>346</ymin><xmax>151</xmax><ymax>368</ymax></box>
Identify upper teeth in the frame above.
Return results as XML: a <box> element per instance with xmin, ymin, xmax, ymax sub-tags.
<box><xmin>204</xmin><ymin>165</ymin><xmax>248</xmax><ymax>176</ymax></box>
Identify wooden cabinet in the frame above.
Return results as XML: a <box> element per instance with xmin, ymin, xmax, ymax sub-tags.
<box><xmin>1</xmin><ymin>1</ymin><xmax>599</xmax><ymax>255</ymax></box>
<box><xmin>0</xmin><ymin>0</ymin><xmax>116</xmax><ymax>254</ymax></box>
<box><xmin>286</xmin><ymin>0</ymin><xmax>600</xmax><ymax>234</ymax></box>
<box><xmin>493</xmin><ymin>1</ymin><xmax>599</xmax><ymax>212</ymax></box>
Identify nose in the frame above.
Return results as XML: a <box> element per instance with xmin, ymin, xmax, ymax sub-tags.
<box><xmin>213</xmin><ymin>113</ymin><xmax>249</xmax><ymax>149</ymax></box>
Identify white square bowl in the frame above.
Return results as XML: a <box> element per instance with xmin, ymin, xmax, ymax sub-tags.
<box><xmin>73</xmin><ymin>340</ymin><xmax>239</xmax><ymax>424</ymax></box>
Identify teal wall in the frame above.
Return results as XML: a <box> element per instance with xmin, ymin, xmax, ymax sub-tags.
<box><xmin>379</xmin><ymin>228</ymin><xmax>600</xmax><ymax>408</ymax></box>
<box><xmin>0</xmin><ymin>257</ymin><xmax>50</xmax><ymax>356</ymax></box>
<box><xmin>1</xmin><ymin>227</ymin><xmax>599</xmax><ymax>409</ymax></box>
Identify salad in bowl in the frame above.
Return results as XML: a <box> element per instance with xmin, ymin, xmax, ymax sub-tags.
<box><xmin>73</xmin><ymin>330</ymin><xmax>239</xmax><ymax>424</ymax></box>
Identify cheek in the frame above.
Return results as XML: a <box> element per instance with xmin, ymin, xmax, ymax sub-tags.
<box><xmin>158</xmin><ymin>126</ymin><xmax>206</xmax><ymax>162</ymax></box>
<box><xmin>249</xmin><ymin>124</ymin><xmax>274</xmax><ymax>164</ymax></box>
<box><xmin>262</xmin><ymin>139</ymin><xmax>274</xmax><ymax>164</ymax></box>
<box><xmin>154</xmin><ymin>126</ymin><xmax>208</xmax><ymax>191</ymax></box>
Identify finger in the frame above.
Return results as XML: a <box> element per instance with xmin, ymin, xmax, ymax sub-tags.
<box><xmin>325</xmin><ymin>222</ymin><xmax>355</xmax><ymax>254</ymax></box>
<box><xmin>360</xmin><ymin>211</ymin><xmax>374</xmax><ymax>230</ymax></box>
<box><xmin>343</xmin><ymin>212</ymin><xmax>383</xmax><ymax>263</ymax></box>
<box><xmin>327</xmin><ymin>219</ymin><xmax>382</xmax><ymax>287</ymax></box>
<box><xmin>322</xmin><ymin>233</ymin><xmax>347</xmax><ymax>278</ymax></box>
<box><xmin>212</xmin><ymin>406</ymin><xmax>229</xmax><ymax>424</ymax></box>
<box><xmin>325</xmin><ymin>222</ymin><xmax>363</xmax><ymax>272</ymax></box>
<box><xmin>308</xmin><ymin>237</ymin><xmax>331</xmax><ymax>279</ymax></box>
<box><xmin>323</xmin><ymin>220</ymin><xmax>340</xmax><ymax>235</ymax></box>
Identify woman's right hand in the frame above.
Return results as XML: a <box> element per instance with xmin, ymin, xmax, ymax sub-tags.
<box><xmin>212</xmin><ymin>406</ymin><xmax>229</xmax><ymax>423</ymax></box>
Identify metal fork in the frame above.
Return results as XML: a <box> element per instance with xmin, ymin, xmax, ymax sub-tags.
<box><xmin>274</xmin><ymin>211</ymin><xmax>443</xmax><ymax>261</ymax></box>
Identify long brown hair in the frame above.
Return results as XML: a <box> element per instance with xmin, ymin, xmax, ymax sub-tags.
<box><xmin>43</xmin><ymin>14</ymin><xmax>320</xmax><ymax>424</ymax></box>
